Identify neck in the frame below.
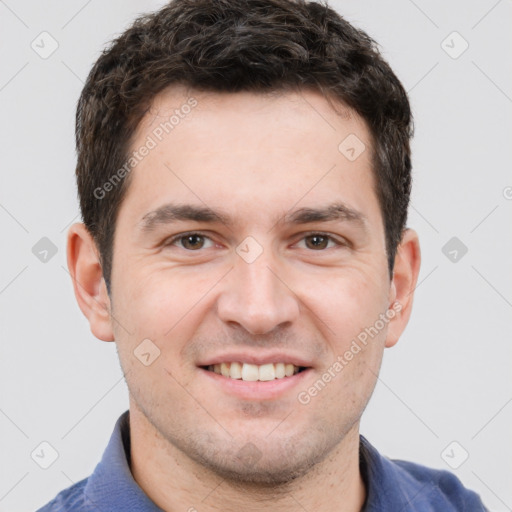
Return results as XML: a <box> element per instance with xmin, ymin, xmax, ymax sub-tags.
<box><xmin>129</xmin><ymin>407</ymin><xmax>366</xmax><ymax>512</ymax></box>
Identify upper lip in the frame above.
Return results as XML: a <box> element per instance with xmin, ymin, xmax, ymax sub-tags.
<box><xmin>197</xmin><ymin>351</ymin><xmax>314</xmax><ymax>368</ymax></box>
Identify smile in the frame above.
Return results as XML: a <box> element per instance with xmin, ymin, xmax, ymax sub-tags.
<box><xmin>203</xmin><ymin>362</ymin><xmax>308</xmax><ymax>381</ymax></box>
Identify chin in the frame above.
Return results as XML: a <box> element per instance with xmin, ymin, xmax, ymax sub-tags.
<box><xmin>183</xmin><ymin>433</ymin><xmax>333</xmax><ymax>487</ymax></box>
<box><xmin>201</xmin><ymin>453</ymin><xmax>319</xmax><ymax>487</ymax></box>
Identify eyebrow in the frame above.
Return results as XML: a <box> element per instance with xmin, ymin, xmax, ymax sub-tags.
<box><xmin>139</xmin><ymin>201</ymin><xmax>367</xmax><ymax>232</ymax></box>
<box><xmin>140</xmin><ymin>204</ymin><xmax>231</xmax><ymax>232</ymax></box>
<box><xmin>283</xmin><ymin>203</ymin><xmax>367</xmax><ymax>227</ymax></box>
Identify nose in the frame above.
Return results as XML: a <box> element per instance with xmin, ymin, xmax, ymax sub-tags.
<box><xmin>216</xmin><ymin>250</ymin><xmax>300</xmax><ymax>335</ymax></box>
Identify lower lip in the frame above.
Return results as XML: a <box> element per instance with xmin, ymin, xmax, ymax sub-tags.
<box><xmin>198</xmin><ymin>367</ymin><xmax>313</xmax><ymax>400</ymax></box>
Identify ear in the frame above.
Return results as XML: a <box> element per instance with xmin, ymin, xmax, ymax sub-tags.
<box><xmin>385</xmin><ymin>228</ymin><xmax>421</xmax><ymax>348</ymax></box>
<box><xmin>67</xmin><ymin>223</ymin><xmax>114</xmax><ymax>342</ymax></box>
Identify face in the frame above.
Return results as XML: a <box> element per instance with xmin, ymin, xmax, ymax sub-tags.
<box><xmin>99</xmin><ymin>87</ymin><xmax>405</xmax><ymax>483</ymax></box>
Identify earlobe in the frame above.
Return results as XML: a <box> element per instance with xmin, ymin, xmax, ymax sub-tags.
<box><xmin>385</xmin><ymin>228</ymin><xmax>421</xmax><ymax>348</ymax></box>
<box><xmin>67</xmin><ymin>223</ymin><xmax>115</xmax><ymax>342</ymax></box>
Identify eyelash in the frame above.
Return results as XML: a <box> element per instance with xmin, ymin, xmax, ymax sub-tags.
<box><xmin>165</xmin><ymin>231</ymin><xmax>347</xmax><ymax>251</ymax></box>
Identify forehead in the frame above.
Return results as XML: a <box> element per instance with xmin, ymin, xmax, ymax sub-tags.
<box><xmin>140</xmin><ymin>85</ymin><xmax>368</xmax><ymax>157</ymax></box>
<box><xmin>120</xmin><ymin>85</ymin><xmax>380</xmax><ymax>230</ymax></box>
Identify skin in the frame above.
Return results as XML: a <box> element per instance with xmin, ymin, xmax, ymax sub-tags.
<box><xmin>68</xmin><ymin>86</ymin><xmax>421</xmax><ymax>512</ymax></box>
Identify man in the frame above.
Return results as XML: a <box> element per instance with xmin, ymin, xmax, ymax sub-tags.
<box><xmin>37</xmin><ymin>0</ymin><xmax>487</xmax><ymax>510</ymax></box>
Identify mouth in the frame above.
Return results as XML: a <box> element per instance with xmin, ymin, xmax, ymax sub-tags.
<box><xmin>200</xmin><ymin>362</ymin><xmax>309</xmax><ymax>382</ymax></box>
<box><xmin>195</xmin><ymin>352</ymin><xmax>315</xmax><ymax>400</ymax></box>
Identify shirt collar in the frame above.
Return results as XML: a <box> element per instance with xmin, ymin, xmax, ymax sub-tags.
<box><xmin>84</xmin><ymin>410</ymin><xmax>164</xmax><ymax>512</ymax></box>
<box><xmin>359</xmin><ymin>435</ymin><xmax>440</xmax><ymax>511</ymax></box>
<box><xmin>83</xmin><ymin>410</ymin><xmax>432</xmax><ymax>511</ymax></box>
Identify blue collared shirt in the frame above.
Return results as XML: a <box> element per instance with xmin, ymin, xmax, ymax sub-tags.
<box><xmin>37</xmin><ymin>410</ymin><xmax>487</xmax><ymax>511</ymax></box>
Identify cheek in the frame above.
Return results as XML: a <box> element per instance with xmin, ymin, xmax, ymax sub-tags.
<box><xmin>111</xmin><ymin>264</ymin><xmax>220</xmax><ymax>349</ymax></box>
<box><xmin>297</xmin><ymin>267</ymin><xmax>389</xmax><ymax>338</ymax></box>
<box><xmin>327</xmin><ymin>353</ymin><xmax>380</xmax><ymax>423</ymax></box>
<box><xmin>295</xmin><ymin>266</ymin><xmax>390</xmax><ymax>404</ymax></box>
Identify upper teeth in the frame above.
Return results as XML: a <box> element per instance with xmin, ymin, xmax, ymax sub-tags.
<box><xmin>208</xmin><ymin>362</ymin><xmax>301</xmax><ymax>381</ymax></box>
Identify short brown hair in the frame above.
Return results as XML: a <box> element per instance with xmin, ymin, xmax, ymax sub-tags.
<box><xmin>76</xmin><ymin>0</ymin><xmax>413</xmax><ymax>292</ymax></box>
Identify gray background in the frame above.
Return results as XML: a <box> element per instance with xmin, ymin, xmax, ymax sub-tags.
<box><xmin>1</xmin><ymin>0</ymin><xmax>511</xmax><ymax>510</ymax></box>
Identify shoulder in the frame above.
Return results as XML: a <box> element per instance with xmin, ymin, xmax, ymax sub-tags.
<box><xmin>36</xmin><ymin>477</ymin><xmax>89</xmax><ymax>512</ymax></box>
<box><xmin>392</xmin><ymin>459</ymin><xmax>488</xmax><ymax>511</ymax></box>
<box><xmin>360</xmin><ymin>437</ymin><xmax>488</xmax><ymax>511</ymax></box>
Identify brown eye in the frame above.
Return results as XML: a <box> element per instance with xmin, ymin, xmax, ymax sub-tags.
<box><xmin>180</xmin><ymin>234</ymin><xmax>205</xmax><ymax>250</ymax></box>
<box><xmin>304</xmin><ymin>234</ymin><xmax>330</xmax><ymax>250</ymax></box>
<box><xmin>166</xmin><ymin>232</ymin><xmax>216</xmax><ymax>252</ymax></box>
